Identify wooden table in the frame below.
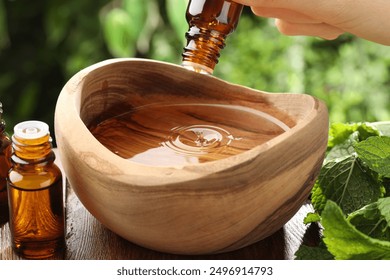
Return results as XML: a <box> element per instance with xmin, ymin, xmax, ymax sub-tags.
<box><xmin>0</xmin><ymin>151</ymin><xmax>320</xmax><ymax>260</ymax></box>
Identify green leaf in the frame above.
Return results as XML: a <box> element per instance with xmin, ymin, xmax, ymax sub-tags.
<box><xmin>322</xmin><ymin>200</ymin><xmax>390</xmax><ymax>260</ymax></box>
<box><xmin>166</xmin><ymin>0</ymin><xmax>188</xmax><ymax>43</ymax></box>
<box><xmin>328</xmin><ymin>122</ymin><xmax>379</xmax><ymax>150</ymax></box>
<box><xmin>328</xmin><ymin>123</ymin><xmax>359</xmax><ymax>149</ymax></box>
<box><xmin>325</xmin><ymin>131</ymin><xmax>358</xmax><ymax>162</ymax></box>
<box><xmin>356</xmin><ymin>123</ymin><xmax>381</xmax><ymax>141</ymax></box>
<box><xmin>101</xmin><ymin>8</ymin><xmax>136</xmax><ymax>57</ymax></box>
<box><xmin>354</xmin><ymin>136</ymin><xmax>390</xmax><ymax>177</ymax></box>
<box><xmin>348</xmin><ymin>197</ymin><xmax>390</xmax><ymax>241</ymax></box>
<box><xmin>122</xmin><ymin>0</ymin><xmax>148</xmax><ymax>41</ymax></box>
<box><xmin>294</xmin><ymin>244</ymin><xmax>334</xmax><ymax>260</ymax></box>
<box><xmin>373</xmin><ymin>121</ymin><xmax>390</xmax><ymax>137</ymax></box>
<box><xmin>311</xmin><ymin>154</ymin><xmax>383</xmax><ymax>214</ymax></box>
<box><xmin>378</xmin><ymin>197</ymin><xmax>390</xmax><ymax>224</ymax></box>
<box><xmin>303</xmin><ymin>212</ymin><xmax>321</xmax><ymax>224</ymax></box>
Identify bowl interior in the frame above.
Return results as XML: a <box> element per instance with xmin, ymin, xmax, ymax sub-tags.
<box><xmin>75</xmin><ymin>59</ymin><xmax>307</xmax><ymax>168</ymax></box>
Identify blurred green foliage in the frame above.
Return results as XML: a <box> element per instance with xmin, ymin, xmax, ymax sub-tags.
<box><xmin>0</xmin><ymin>0</ymin><xmax>389</xmax><ymax>139</ymax></box>
<box><xmin>0</xmin><ymin>0</ymin><xmax>110</xmax><ymax>138</ymax></box>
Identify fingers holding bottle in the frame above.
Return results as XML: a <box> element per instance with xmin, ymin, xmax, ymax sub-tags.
<box><xmin>233</xmin><ymin>0</ymin><xmax>390</xmax><ymax>45</ymax></box>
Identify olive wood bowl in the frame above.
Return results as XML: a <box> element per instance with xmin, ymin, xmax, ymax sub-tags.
<box><xmin>55</xmin><ymin>58</ymin><xmax>328</xmax><ymax>255</ymax></box>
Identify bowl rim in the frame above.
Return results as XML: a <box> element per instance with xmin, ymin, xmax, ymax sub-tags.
<box><xmin>55</xmin><ymin>58</ymin><xmax>326</xmax><ymax>186</ymax></box>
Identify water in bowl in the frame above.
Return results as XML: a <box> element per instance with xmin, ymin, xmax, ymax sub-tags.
<box><xmin>88</xmin><ymin>103</ymin><xmax>289</xmax><ymax>167</ymax></box>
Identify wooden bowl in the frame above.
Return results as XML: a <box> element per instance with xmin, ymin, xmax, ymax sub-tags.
<box><xmin>55</xmin><ymin>58</ymin><xmax>328</xmax><ymax>254</ymax></box>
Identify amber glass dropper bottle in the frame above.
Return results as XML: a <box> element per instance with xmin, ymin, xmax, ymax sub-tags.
<box><xmin>7</xmin><ymin>120</ymin><xmax>65</xmax><ymax>259</ymax></box>
<box><xmin>181</xmin><ymin>0</ymin><xmax>244</xmax><ymax>74</ymax></box>
<box><xmin>0</xmin><ymin>102</ymin><xmax>12</xmax><ymax>224</ymax></box>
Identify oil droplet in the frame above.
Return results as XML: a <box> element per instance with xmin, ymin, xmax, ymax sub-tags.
<box><xmin>165</xmin><ymin>125</ymin><xmax>233</xmax><ymax>154</ymax></box>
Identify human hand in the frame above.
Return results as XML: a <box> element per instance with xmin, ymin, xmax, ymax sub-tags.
<box><xmin>233</xmin><ymin>0</ymin><xmax>390</xmax><ymax>46</ymax></box>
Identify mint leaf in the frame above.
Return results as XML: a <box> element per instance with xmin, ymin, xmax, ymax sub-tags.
<box><xmin>322</xmin><ymin>200</ymin><xmax>390</xmax><ymax>260</ymax></box>
<box><xmin>372</xmin><ymin>121</ymin><xmax>390</xmax><ymax>137</ymax></box>
<box><xmin>325</xmin><ymin>131</ymin><xmax>359</xmax><ymax>162</ymax></box>
<box><xmin>328</xmin><ymin>122</ymin><xmax>379</xmax><ymax>150</ymax></box>
<box><xmin>348</xmin><ymin>197</ymin><xmax>390</xmax><ymax>241</ymax></box>
<box><xmin>354</xmin><ymin>136</ymin><xmax>390</xmax><ymax>177</ymax></box>
<box><xmin>328</xmin><ymin>123</ymin><xmax>359</xmax><ymax>150</ymax></box>
<box><xmin>303</xmin><ymin>212</ymin><xmax>321</xmax><ymax>224</ymax></box>
<box><xmin>356</xmin><ymin>123</ymin><xmax>381</xmax><ymax>141</ymax></box>
<box><xmin>326</xmin><ymin>122</ymin><xmax>380</xmax><ymax>162</ymax></box>
<box><xmin>312</xmin><ymin>155</ymin><xmax>383</xmax><ymax>215</ymax></box>
<box><xmin>303</xmin><ymin>122</ymin><xmax>390</xmax><ymax>260</ymax></box>
<box><xmin>378</xmin><ymin>197</ymin><xmax>390</xmax><ymax>224</ymax></box>
<box><xmin>294</xmin><ymin>244</ymin><xmax>334</xmax><ymax>260</ymax></box>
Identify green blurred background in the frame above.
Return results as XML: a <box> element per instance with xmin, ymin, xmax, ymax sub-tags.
<box><xmin>0</xmin><ymin>0</ymin><xmax>389</xmax><ymax>141</ymax></box>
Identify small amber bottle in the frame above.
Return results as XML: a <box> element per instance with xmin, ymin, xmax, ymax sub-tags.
<box><xmin>0</xmin><ymin>102</ymin><xmax>12</xmax><ymax>224</ymax></box>
<box><xmin>182</xmin><ymin>0</ymin><xmax>244</xmax><ymax>74</ymax></box>
<box><xmin>7</xmin><ymin>120</ymin><xmax>65</xmax><ymax>259</ymax></box>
